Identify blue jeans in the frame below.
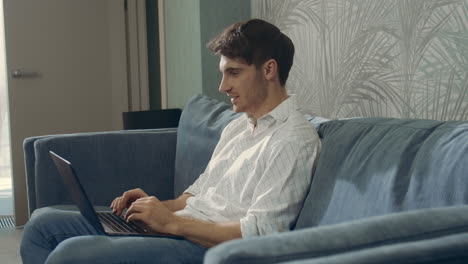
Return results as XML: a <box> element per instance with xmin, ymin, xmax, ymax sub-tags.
<box><xmin>21</xmin><ymin>207</ymin><xmax>207</xmax><ymax>264</ymax></box>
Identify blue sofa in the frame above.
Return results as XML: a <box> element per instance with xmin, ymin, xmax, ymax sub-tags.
<box><xmin>24</xmin><ymin>94</ymin><xmax>468</xmax><ymax>263</ymax></box>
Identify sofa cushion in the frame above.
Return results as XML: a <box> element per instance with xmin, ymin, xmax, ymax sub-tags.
<box><xmin>295</xmin><ymin>118</ymin><xmax>468</xmax><ymax>229</ymax></box>
<box><xmin>277</xmin><ymin>232</ymin><xmax>468</xmax><ymax>264</ymax></box>
<box><xmin>205</xmin><ymin>205</ymin><xmax>468</xmax><ymax>264</ymax></box>
<box><xmin>174</xmin><ymin>94</ymin><xmax>240</xmax><ymax>197</ymax></box>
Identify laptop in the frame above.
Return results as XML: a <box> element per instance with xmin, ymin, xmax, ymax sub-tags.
<box><xmin>49</xmin><ymin>151</ymin><xmax>179</xmax><ymax>238</ymax></box>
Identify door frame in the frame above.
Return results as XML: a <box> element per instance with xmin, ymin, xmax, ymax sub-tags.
<box><xmin>4</xmin><ymin>0</ymin><xmax>149</xmax><ymax>226</ymax></box>
<box><xmin>126</xmin><ymin>0</ymin><xmax>150</xmax><ymax>112</ymax></box>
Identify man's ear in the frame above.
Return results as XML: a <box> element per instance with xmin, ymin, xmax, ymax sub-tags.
<box><xmin>263</xmin><ymin>59</ymin><xmax>278</xmax><ymax>81</ymax></box>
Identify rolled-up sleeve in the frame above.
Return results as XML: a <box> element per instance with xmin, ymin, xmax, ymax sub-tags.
<box><xmin>240</xmin><ymin>139</ymin><xmax>320</xmax><ymax>238</ymax></box>
<box><xmin>183</xmin><ymin>173</ymin><xmax>204</xmax><ymax>196</ymax></box>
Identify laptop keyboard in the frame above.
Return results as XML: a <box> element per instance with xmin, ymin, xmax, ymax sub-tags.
<box><xmin>98</xmin><ymin>212</ymin><xmax>147</xmax><ymax>233</ymax></box>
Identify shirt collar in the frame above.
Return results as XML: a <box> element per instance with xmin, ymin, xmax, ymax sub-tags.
<box><xmin>266</xmin><ymin>94</ymin><xmax>299</xmax><ymax>123</ymax></box>
<box><xmin>245</xmin><ymin>95</ymin><xmax>299</xmax><ymax>129</ymax></box>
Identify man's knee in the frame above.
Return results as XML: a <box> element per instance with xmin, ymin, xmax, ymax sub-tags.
<box><xmin>21</xmin><ymin>207</ymin><xmax>65</xmax><ymax>263</ymax></box>
<box><xmin>22</xmin><ymin>207</ymin><xmax>59</xmax><ymax>244</ymax></box>
<box><xmin>26</xmin><ymin>207</ymin><xmax>56</xmax><ymax>227</ymax></box>
<box><xmin>21</xmin><ymin>207</ymin><xmax>86</xmax><ymax>255</ymax></box>
<box><xmin>46</xmin><ymin>236</ymin><xmax>105</xmax><ymax>264</ymax></box>
<box><xmin>23</xmin><ymin>207</ymin><xmax>78</xmax><ymax>240</ymax></box>
<box><xmin>26</xmin><ymin>207</ymin><xmax>78</xmax><ymax>228</ymax></box>
<box><xmin>46</xmin><ymin>236</ymin><xmax>207</xmax><ymax>263</ymax></box>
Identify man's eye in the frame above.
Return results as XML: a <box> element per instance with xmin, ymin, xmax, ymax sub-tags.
<box><xmin>230</xmin><ymin>70</ymin><xmax>240</xmax><ymax>76</ymax></box>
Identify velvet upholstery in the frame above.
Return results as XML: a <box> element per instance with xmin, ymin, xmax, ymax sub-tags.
<box><xmin>205</xmin><ymin>205</ymin><xmax>468</xmax><ymax>264</ymax></box>
<box><xmin>23</xmin><ymin>94</ymin><xmax>468</xmax><ymax>263</ymax></box>
<box><xmin>296</xmin><ymin>118</ymin><xmax>468</xmax><ymax>228</ymax></box>
<box><xmin>24</xmin><ymin>129</ymin><xmax>178</xmax><ymax>213</ymax></box>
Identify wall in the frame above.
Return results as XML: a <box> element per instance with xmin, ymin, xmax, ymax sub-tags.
<box><xmin>145</xmin><ymin>0</ymin><xmax>161</xmax><ymax>110</ymax></box>
<box><xmin>252</xmin><ymin>0</ymin><xmax>468</xmax><ymax>120</ymax></box>
<box><xmin>162</xmin><ymin>0</ymin><xmax>250</xmax><ymax>109</ymax></box>
<box><xmin>0</xmin><ymin>0</ymin><xmax>12</xmax><ymax>216</ymax></box>
<box><xmin>163</xmin><ymin>0</ymin><xmax>203</xmax><ymax>109</ymax></box>
<box><xmin>200</xmin><ymin>0</ymin><xmax>251</xmax><ymax>103</ymax></box>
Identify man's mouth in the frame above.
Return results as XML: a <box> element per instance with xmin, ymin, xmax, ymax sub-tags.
<box><xmin>230</xmin><ymin>96</ymin><xmax>239</xmax><ymax>104</ymax></box>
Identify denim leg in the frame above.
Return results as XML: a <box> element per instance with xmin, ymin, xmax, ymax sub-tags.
<box><xmin>46</xmin><ymin>235</ymin><xmax>206</xmax><ymax>264</ymax></box>
<box><xmin>21</xmin><ymin>207</ymin><xmax>207</xmax><ymax>264</ymax></box>
<box><xmin>21</xmin><ymin>207</ymin><xmax>102</xmax><ymax>264</ymax></box>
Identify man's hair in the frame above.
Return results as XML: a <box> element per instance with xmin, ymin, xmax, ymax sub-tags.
<box><xmin>207</xmin><ymin>19</ymin><xmax>294</xmax><ymax>86</ymax></box>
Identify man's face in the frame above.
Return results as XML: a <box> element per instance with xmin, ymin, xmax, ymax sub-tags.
<box><xmin>218</xmin><ymin>56</ymin><xmax>268</xmax><ymax>115</ymax></box>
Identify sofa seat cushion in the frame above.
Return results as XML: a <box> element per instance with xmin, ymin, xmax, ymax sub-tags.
<box><xmin>295</xmin><ymin>118</ymin><xmax>468</xmax><ymax>229</ymax></box>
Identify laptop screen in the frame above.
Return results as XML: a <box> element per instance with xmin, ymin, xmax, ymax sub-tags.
<box><xmin>49</xmin><ymin>151</ymin><xmax>105</xmax><ymax>234</ymax></box>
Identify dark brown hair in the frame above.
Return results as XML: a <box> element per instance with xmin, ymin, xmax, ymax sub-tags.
<box><xmin>207</xmin><ymin>19</ymin><xmax>294</xmax><ymax>86</ymax></box>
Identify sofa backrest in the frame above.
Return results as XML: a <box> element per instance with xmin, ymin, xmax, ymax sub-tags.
<box><xmin>295</xmin><ymin>118</ymin><xmax>468</xmax><ymax>229</ymax></box>
<box><xmin>173</xmin><ymin>95</ymin><xmax>240</xmax><ymax>197</ymax></box>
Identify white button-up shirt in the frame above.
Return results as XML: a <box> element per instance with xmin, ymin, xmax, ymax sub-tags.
<box><xmin>175</xmin><ymin>96</ymin><xmax>320</xmax><ymax>237</ymax></box>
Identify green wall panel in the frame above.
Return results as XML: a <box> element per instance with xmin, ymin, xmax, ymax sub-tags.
<box><xmin>164</xmin><ymin>0</ymin><xmax>203</xmax><ymax>109</ymax></box>
<box><xmin>200</xmin><ymin>0</ymin><xmax>251</xmax><ymax>104</ymax></box>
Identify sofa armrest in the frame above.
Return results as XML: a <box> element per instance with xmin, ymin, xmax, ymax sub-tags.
<box><xmin>24</xmin><ymin>128</ymin><xmax>177</xmax><ymax>215</ymax></box>
<box><xmin>204</xmin><ymin>205</ymin><xmax>468</xmax><ymax>264</ymax></box>
<box><xmin>278</xmin><ymin>232</ymin><xmax>468</xmax><ymax>264</ymax></box>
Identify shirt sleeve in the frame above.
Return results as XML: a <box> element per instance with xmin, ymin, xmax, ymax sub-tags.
<box><xmin>183</xmin><ymin>174</ymin><xmax>203</xmax><ymax>196</ymax></box>
<box><xmin>240</xmin><ymin>138</ymin><xmax>320</xmax><ymax>238</ymax></box>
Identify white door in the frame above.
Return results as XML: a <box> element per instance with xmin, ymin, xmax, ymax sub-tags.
<box><xmin>3</xmin><ymin>0</ymin><xmax>129</xmax><ymax>225</ymax></box>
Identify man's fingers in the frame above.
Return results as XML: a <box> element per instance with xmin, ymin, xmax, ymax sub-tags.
<box><xmin>126</xmin><ymin>197</ymin><xmax>160</xmax><ymax>218</ymax></box>
<box><xmin>112</xmin><ymin>197</ymin><xmax>126</xmax><ymax>216</ymax></box>
<box><xmin>111</xmin><ymin>197</ymin><xmax>120</xmax><ymax>207</ymax></box>
<box><xmin>125</xmin><ymin>204</ymin><xmax>146</xmax><ymax>220</ymax></box>
<box><xmin>111</xmin><ymin>189</ymin><xmax>151</xmax><ymax>216</ymax></box>
<box><xmin>111</xmin><ymin>197</ymin><xmax>120</xmax><ymax>213</ymax></box>
<box><xmin>118</xmin><ymin>191</ymin><xmax>129</xmax><ymax>210</ymax></box>
<box><xmin>111</xmin><ymin>202</ymin><xmax>116</xmax><ymax>213</ymax></box>
<box><xmin>120</xmin><ymin>189</ymin><xmax>140</xmax><ymax>209</ymax></box>
<box><xmin>126</xmin><ymin>212</ymin><xmax>143</xmax><ymax>223</ymax></box>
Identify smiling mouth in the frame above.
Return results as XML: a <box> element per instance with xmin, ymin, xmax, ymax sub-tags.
<box><xmin>230</xmin><ymin>96</ymin><xmax>239</xmax><ymax>104</ymax></box>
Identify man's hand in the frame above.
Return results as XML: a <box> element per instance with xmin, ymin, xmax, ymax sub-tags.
<box><xmin>125</xmin><ymin>196</ymin><xmax>177</xmax><ymax>235</ymax></box>
<box><xmin>125</xmin><ymin>196</ymin><xmax>242</xmax><ymax>248</ymax></box>
<box><xmin>113</xmin><ymin>191</ymin><xmax>241</xmax><ymax>248</ymax></box>
<box><xmin>110</xmin><ymin>188</ymin><xmax>148</xmax><ymax>216</ymax></box>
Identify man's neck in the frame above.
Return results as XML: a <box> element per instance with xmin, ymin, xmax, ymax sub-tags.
<box><xmin>249</xmin><ymin>86</ymin><xmax>288</xmax><ymax>120</ymax></box>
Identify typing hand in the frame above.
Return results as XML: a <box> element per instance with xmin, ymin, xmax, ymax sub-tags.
<box><xmin>110</xmin><ymin>188</ymin><xmax>148</xmax><ymax>216</ymax></box>
<box><xmin>125</xmin><ymin>196</ymin><xmax>177</xmax><ymax>235</ymax></box>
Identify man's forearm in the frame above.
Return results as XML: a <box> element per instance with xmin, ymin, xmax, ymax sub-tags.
<box><xmin>170</xmin><ymin>217</ymin><xmax>242</xmax><ymax>248</ymax></box>
<box><xmin>125</xmin><ymin>195</ymin><xmax>242</xmax><ymax>248</ymax></box>
<box><xmin>162</xmin><ymin>193</ymin><xmax>193</xmax><ymax>212</ymax></box>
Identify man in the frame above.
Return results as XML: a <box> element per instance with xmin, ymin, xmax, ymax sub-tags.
<box><xmin>21</xmin><ymin>19</ymin><xmax>320</xmax><ymax>263</ymax></box>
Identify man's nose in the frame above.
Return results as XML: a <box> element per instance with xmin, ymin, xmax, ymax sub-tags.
<box><xmin>218</xmin><ymin>77</ymin><xmax>230</xmax><ymax>94</ymax></box>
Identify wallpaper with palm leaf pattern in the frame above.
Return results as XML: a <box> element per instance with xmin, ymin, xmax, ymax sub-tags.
<box><xmin>252</xmin><ymin>0</ymin><xmax>468</xmax><ymax>120</ymax></box>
